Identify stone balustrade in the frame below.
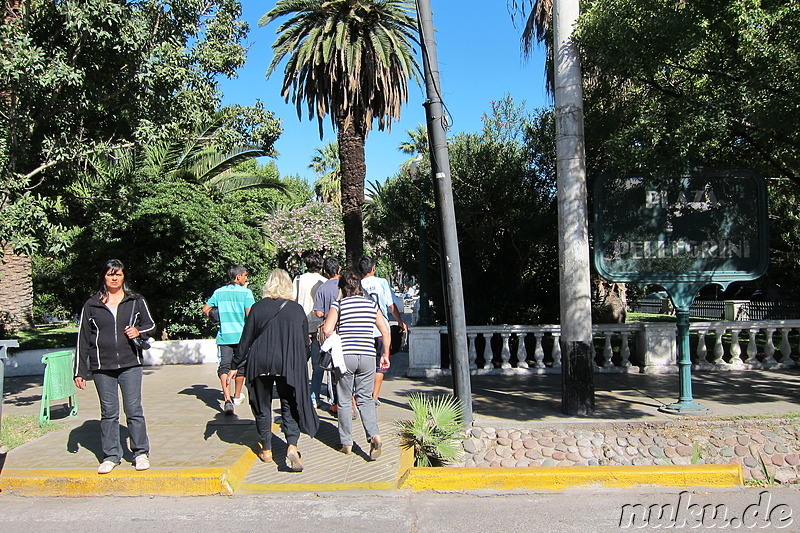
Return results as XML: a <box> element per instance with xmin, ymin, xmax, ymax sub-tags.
<box><xmin>408</xmin><ymin>320</ymin><xmax>800</xmax><ymax>377</ymax></box>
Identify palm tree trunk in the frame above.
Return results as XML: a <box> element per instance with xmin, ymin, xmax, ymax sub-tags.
<box><xmin>0</xmin><ymin>246</ymin><xmax>35</xmax><ymax>332</ymax></box>
<box><xmin>0</xmin><ymin>2</ymin><xmax>34</xmax><ymax>334</ymax></box>
<box><xmin>337</xmin><ymin>121</ymin><xmax>366</xmax><ymax>268</ymax></box>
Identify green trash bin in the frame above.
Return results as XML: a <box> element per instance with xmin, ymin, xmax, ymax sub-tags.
<box><xmin>39</xmin><ymin>350</ymin><xmax>79</xmax><ymax>426</ymax></box>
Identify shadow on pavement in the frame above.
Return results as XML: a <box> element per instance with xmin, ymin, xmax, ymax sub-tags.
<box><xmin>66</xmin><ymin>420</ymin><xmax>134</xmax><ymax>463</ymax></box>
<box><xmin>178</xmin><ymin>384</ymin><xmax>222</xmax><ymax>412</ymax></box>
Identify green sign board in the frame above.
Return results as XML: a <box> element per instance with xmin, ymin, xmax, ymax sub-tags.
<box><xmin>594</xmin><ymin>169</ymin><xmax>768</xmax><ymax>285</ymax></box>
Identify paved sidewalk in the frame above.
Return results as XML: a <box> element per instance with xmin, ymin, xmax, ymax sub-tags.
<box><xmin>2</xmin><ymin>351</ymin><xmax>800</xmax><ymax>495</ymax></box>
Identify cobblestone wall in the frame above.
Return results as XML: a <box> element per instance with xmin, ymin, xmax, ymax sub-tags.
<box><xmin>456</xmin><ymin>418</ymin><xmax>800</xmax><ymax>484</ymax></box>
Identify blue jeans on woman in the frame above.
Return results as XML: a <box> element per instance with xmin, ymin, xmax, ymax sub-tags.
<box><xmin>93</xmin><ymin>366</ymin><xmax>149</xmax><ymax>464</ymax></box>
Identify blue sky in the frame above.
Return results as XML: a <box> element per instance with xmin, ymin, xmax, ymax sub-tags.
<box><xmin>218</xmin><ymin>1</ymin><xmax>550</xmax><ymax>184</ymax></box>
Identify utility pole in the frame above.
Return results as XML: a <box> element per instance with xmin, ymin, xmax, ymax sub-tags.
<box><xmin>415</xmin><ymin>0</ymin><xmax>472</xmax><ymax>424</ymax></box>
<box><xmin>554</xmin><ymin>0</ymin><xmax>595</xmax><ymax>415</ymax></box>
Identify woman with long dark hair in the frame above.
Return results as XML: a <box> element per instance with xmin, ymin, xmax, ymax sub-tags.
<box><xmin>74</xmin><ymin>259</ymin><xmax>155</xmax><ymax>474</ymax></box>
<box><xmin>321</xmin><ymin>269</ymin><xmax>390</xmax><ymax>459</ymax></box>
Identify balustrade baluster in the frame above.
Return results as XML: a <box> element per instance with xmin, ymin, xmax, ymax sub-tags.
<box><xmin>696</xmin><ymin>330</ymin><xmax>708</xmax><ymax>364</ymax></box>
<box><xmin>500</xmin><ymin>333</ymin><xmax>512</xmax><ymax>369</ymax></box>
<box><xmin>779</xmin><ymin>327</ymin><xmax>794</xmax><ymax>366</ymax></box>
<box><xmin>729</xmin><ymin>328</ymin><xmax>743</xmax><ymax>368</ymax></box>
<box><xmin>620</xmin><ymin>332</ymin><xmax>631</xmax><ymax>367</ymax></box>
<box><xmin>467</xmin><ymin>333</ymin><xmax>478</xmax><ymax>371</ymax></box>
<box><xmin>745</xmin><ymin>328</ymin><xmax>760</xmax><ymax>366</ymax></box>
<box><xmin>712</xmin><ymin>327</ymin><xmax>726</xmax><ymax>365</ymax></box>
<box><xmin>551</xmin><ymin>333</ymin><xmax>562</xmax><ymax>368</ymax></box>
<box><xmin>602</xmin><ymin>331</ymin><xmax>614</xmax><ymax>368</ymax></box>
<box><xmin>533</xmin><ymin>333</ymin><xmax>545</xmax><ymax>369</ymax></box>
<box><xmin>763</xmin><ymin>328</ymin><xmax>778</xmax><ymax>366</ymax></box>
<box><xmin>482</xmin><ymin>333</ymin><xmax>494</xmax><ymax>370</ymax></box>
<box><xmin>516</xmin><ymin>333</ymin><xmax>529</xmax><ymax>368</ymax></box>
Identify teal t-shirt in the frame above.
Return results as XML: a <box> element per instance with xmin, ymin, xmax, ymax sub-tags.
<box><xmin>206</xmin><ymin>284</ymin><xmax>256</xmax><ymax>345</ymax></box>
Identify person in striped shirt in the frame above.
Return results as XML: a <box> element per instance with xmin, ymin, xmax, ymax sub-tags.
<box><xmin>321</xmin><ymin>269</ymin><xmax>391</xmax><ymax>460</ymax></box>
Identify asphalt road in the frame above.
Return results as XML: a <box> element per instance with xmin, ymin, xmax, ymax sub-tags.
<box><xmin>3</xmin><ymin>487</ymin><xmax>800</xmax><ymax>532</ymax></box>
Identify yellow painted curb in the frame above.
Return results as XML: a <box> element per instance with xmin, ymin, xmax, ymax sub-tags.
<box><xmin>239</xmin><ymin>481</ymin><xmax>396</xmax><ymax>493</ymax></box>
<box><xmin>397</xmin><ymin>464</ymin><xmax>743</xmax><ymax>491</ymax></box>
<box><xmin>0</xmin><ymin>467</ymin><xmax>231</xmax><ymax>496</ymax></box>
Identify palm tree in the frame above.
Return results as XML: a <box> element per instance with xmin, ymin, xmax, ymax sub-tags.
<box><xmin>261</xmin><ymin>0</ymin><xmax>420</xmax><ymax>267</ymax></box>
<box><xmin>0</xmin><ymin>0</ymin><xmax>36</xmax><ymax>333</ymax></box>
<box><xmin>397</xmin><ymin>124</ymin><xmax>428</xmax><ymax>169</ymax></box>
<box><xmin>509</xmin><ymin>0</ymin><xmax>554</xmax><ymax>91</ymax></box>
<box><xmin>309</xmin><ymin>141</ymin><xmax>341</xmax><ymax>206</ymax></box>
<box><xmin>75</xmin><ymin>115</ymin><xmax>287</xmax><ymax>201</ymax></box>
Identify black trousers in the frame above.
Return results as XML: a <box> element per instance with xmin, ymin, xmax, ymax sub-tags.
<box><xmin>247</xmin><ymin>375</ymin><xmax>300</xmax><ymax>450</ymax></box>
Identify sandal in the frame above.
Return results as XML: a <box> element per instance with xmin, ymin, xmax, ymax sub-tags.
<box><xmin>286</xmin><ymin>449</ymin><xmax>304</xmax><ymax>472</ymax></box>
<box><xmin>369</xmin><ymin>436</ymin><xmax>382</xmax><ymax>460</ymax></box>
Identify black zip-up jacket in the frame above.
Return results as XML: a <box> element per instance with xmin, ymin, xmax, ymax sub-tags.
<box><xmin>74</xmin><ymin>293</ymin><xmax>155</xmax><ymax>379</ymax></box>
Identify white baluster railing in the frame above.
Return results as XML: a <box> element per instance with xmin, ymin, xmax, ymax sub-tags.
<box><xmin>407</xmin><ymin>320</ymin><xmax>800</xmax><ymax>377</ymax></box>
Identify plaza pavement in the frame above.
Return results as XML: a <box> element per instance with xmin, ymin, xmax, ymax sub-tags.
<box><xmin>1</xmin><ymin>349</ymin><xmax>799</xmax><ymax>495</ymax></box>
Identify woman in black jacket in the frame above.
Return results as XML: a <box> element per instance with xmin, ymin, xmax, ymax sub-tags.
<box><xmin>230</xmin><ymin>268</ymin><xmax>319</xmax><ymax>471</ymax></box>
<box><xmin>73</xmin><ymin>259</ymin><xmax>155</xmax><ymax>475</ymax></box>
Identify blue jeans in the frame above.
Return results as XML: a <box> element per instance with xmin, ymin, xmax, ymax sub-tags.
<box><xmin>308</xmin><ymin>335</ymin><xmax>334</xmax><ymax>402</ymax></box>
<box><xmin>93</xmin><ymin>366</ymin><xmax>149</xmax><ymax>463</ymax></box>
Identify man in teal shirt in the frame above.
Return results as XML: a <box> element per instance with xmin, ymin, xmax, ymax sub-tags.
<box><xmin>203</xmin><ymin>265</ymin><xmax>255</xmax><ymax>415</ymax></box>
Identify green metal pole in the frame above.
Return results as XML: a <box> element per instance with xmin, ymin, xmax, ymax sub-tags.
<box><xmin>660</xmin><ymin>308</ymin><xmax>708</xmax><ymax>414</ymax></box>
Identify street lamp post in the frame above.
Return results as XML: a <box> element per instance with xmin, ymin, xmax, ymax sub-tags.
<box><xmin>409</xmin><ymin>155</ymin><xmax>432</xmax><ymax>326</ymax></box>
<box><xmin>416</xmin><ymin>0</ymin><xmax>472</xmax><ymax>424</ymax></box>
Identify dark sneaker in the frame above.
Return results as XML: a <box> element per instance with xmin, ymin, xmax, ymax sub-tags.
<box><xmin>224</xmin><ymin>401</ymin><xmax>234</xmax><ymax>415</ymax></box>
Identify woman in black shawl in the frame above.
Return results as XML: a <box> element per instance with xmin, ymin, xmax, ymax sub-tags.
<box><xmin>230</xmin><ymin>268</ymin><xmax>319</xmax><ymax>471</ymax></box>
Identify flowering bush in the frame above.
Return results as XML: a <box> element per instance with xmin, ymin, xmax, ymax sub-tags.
<box><xmin>263</xmin><ymin>202</ymin><xmax>345</xmax><ymax>274</ymax></box>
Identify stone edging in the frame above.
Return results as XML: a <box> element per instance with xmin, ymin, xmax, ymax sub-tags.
<box><xmin>456</xmin><ymin>418</ymin><xmax>800</xmax><ymax>484</ymax></box>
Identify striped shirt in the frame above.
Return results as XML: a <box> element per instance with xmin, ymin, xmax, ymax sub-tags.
<box><xmin>332</xmin><ymin>296</ymin><xmax>379</xmax><ymax>357</ymax></box>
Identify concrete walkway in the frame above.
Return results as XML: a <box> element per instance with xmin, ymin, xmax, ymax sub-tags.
<box><xmin>2</xmin><ymin>351</ymin><xmax>800</xmax><ymax>495</ymax></box>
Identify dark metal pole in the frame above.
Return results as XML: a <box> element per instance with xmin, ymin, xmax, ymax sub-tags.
<box><xmin>415</xmin><ymin>0</ymin><xmax>472</xmax><ymax>424</ymax></box>
<box><xmin>410</xmin><ymin>157</ymin><xmax>432</xmax><ymax>327</ymax></box>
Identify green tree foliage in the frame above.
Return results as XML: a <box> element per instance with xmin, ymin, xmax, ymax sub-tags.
<box><xmin>263</xmin><ymin>202</ymin><xmax>345</xmax><ymax>276</ymax></box>
<box><xmin>39</xmin><ymin>179</ymin><xmax>278</xmax><ymax>339</ymax></box>
<box><xmin>0</xmin><ymin>0</ymin><xmax>259</xmax><ymax>255</ymax></box>
<box><xmin>309</xmin><ymin>141</ymin><xmax>341</xmax><ymax>206</ymax></box>
<box><xmin>574</xmin><ymin>0</ymin><xmax>800</xmax><ymax>182</ymax></box>
<box><xmin>368</xmin><ymin>97</ymin><xmax>559</xmax><ymax>324</ymax></box>
<box><xmin>574</xmin><ymin>0</ymin><xmax>800</xmax><ymax>300</ymax></box>
<box><xmin>260</xmin><ymin>0</ymin><xmax>420</xmax><ymax>267</ymax></box>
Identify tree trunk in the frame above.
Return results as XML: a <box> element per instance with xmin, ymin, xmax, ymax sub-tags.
<box><xmin>592</xmin><ymin>277</ymin><xmax>627</xmax><ymax>324</ymax></box>
<box><xmin>0</xmin><ymin>246</ymin><xmax>35</xmax><ymax>333</ymax></box>
<box><xmin>337</xmin><ymin>121</ymin><xmax>366</xmax><ymax>269</ymax></box>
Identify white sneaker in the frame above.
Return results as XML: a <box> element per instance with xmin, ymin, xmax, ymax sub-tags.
<box><xmin>233</xmin><ymin>394</ymin><xmax>245</xmax><ymax>406</ymax></box>
<box><xmin>97</xmin><ymin>460</ymin><xmax>117</xmax><ymax>474</ymax></box>
<box><xmin>134</xmin><ymin>455</ymin><xmax>150</xmax><ymax>471</ymax></box>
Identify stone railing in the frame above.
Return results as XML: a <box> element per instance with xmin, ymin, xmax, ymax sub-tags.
<box><xmin>408</xmin><ymin>320</ymin><xmax>800</xmax><ymax>377</ymax></box>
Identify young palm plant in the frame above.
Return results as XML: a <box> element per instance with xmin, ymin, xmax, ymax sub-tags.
<box><xmin>397</xmin><ymin>393</ymin><xmax>465</xmax><ymax>467</ymax></box>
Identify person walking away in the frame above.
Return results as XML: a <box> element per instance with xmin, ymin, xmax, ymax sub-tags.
<box><xmin>230</xmin><ymin>269</ymin><xmax>320</xmax><ymax>471</ymax></box>
<box><xmin>74</xmin><ymin>259</ymin><xmax>155</xmax><ymax>474</ymax></box>
<box><xmin>313</xmin><ymin>257</ymin><xmax>341</xmax><ymax>408</ymax></box>
<box><xmin>292</xmin><ymin>252</ymin><xmax>326</xmax><ymax>407</ymax></box>
<box><xmin>322</xmin><ymin>269</ymin><xmax>390</xmax><ymax>460</ymax></box>
<box><xmin>203</xmin><ymin>265</ymin><xmax>254</xmax><ymax>415</ymax></box>
<box><xmin>358</xmin><ymin>255</ymin><xmax>407</xmax><ymax>406</ymax></box>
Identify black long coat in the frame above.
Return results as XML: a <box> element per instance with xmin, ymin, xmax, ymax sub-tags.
<box><xmin>234</xmin><ymin>298</ymin><xmax>319</xmax><ymax>437</ymax></box>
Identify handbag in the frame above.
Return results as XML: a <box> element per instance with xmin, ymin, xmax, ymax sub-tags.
<box><xmin>128</xmin><ymin>299</ymin><xmax>151</xmax><ymax>351</ymax></box>
<box><xmin>318</xmin><ymin>349</ymin><xmax>334</xmax><ymax>371</ymax></box>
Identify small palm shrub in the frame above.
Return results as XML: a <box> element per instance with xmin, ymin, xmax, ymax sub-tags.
<box><xmin>396</xmin><ymin>393</ymin><xmax>465</xmax><ymax>467</ymax></box>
